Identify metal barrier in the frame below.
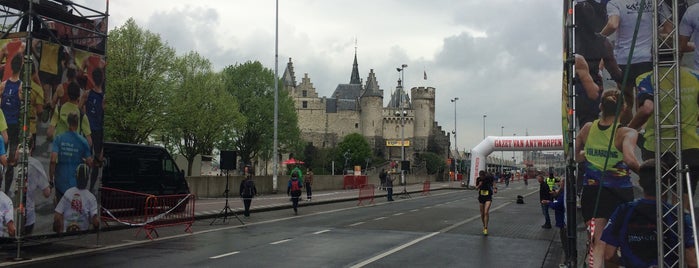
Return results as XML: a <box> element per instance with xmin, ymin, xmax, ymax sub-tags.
<box><xmin>343</xmin><ymin>175</ymin><xmax>369</xmax><ymax>189</ymax></box>
<box><xmin>422</xmin><ymin>180</ymin><xmax>431</xmax><ymax>196</ymax></box>
<box><xmin>357</xmin><ymin>184</ymin><xmax>375</xmax><ymax>206</ymax></box>
<box><xmin>141</xmin><ymin>193</ymin><xmax>195</xmax><ymax>240</ymax></box>
<box><xmin>100</xmin><ymin>187</ymin><xmax>195</xmax><ymax>240</ymax></box>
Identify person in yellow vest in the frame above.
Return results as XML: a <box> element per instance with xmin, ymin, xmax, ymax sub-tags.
<box><xmin>546</xmin><ymin>173</ymin><xmax>559</xmax><ymax>192</ymax></box>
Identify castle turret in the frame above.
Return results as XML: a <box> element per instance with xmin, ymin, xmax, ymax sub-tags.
<box><xmin>360</xmin><ymin>69</ymin><xmax>384</xmax><ymax>151</ymax></box>
<box><xmin>411</xmin><ymin>87</ymin><xmax>436</xmax><ymax>151</ymax></box>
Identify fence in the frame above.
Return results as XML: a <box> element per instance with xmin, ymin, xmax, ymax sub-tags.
<box><xmin>343</xmin><ymin>175</ymin><xmax>368</xmax><ymax>189</ymax></box>
<box><xmin>422</xmin><ymin>180</ymin><xmax>431</xmax><ymax>196</ymax></box>
<box><xmin>100</xmin><ymin>187</ymin><xmax>196</xmax><ymax>240</ymax></box>
<box><xmin>357</xmin><ymin>184</ymin><xmax>375</xmax><ymax>206</ymax></box>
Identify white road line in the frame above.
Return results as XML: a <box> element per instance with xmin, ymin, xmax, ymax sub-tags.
<box><xmin>350</xmin><ymin>232</ymin><xmax>440</xmax><ymax>268</ymax></box>
<box><xmin>373</xmin><ymin>217</ymin><xmax>387</xmax><ymax>221</ymax></box>
<box><xmin>313</xmin><ymin>229</ymin><xmax>331</xmax><ymax>235</ymax></box>
<box><xmin>351</xmin><ymin>201</ymin><xmax>513</xmax><ymax>267</ymax></box>
<box><xmin>270</xmin><ymin>239</ymin><xmax>292</xmax><ymax>245</ymax></box>
<box><xmin>210</xmin><ymin>251</ymin><xmax>239</xmax><ymax>259</ymax></box>
<box><xmin>410</xmin><ymin>209</ymin><xmax>419</xmax><ymax>212</ymax></box>
<box><xmin>348</xmin><ymin>222</ymin><xmax>365</xmax><ymax>227</ymax></box>
<box><xmin>393</xmin><ymin>212</ymin><xmax>404</xmax><ymax>216</ymax></box>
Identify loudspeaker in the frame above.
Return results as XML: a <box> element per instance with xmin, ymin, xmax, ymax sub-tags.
<box><xmin>401</xmin><ymin>160</ymin><xmax>410</xmax><ymax>171</ymax></box>
<box><xmin>220</xmin><ymin>150</ymin><xmax>237</xmax><ymax>170</ymax></box>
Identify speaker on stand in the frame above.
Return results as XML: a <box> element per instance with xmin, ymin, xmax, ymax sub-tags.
<box><xmin>210</xmin><ymin>150</ymin><xmax>244</xmax><ymax>225</ymax></box>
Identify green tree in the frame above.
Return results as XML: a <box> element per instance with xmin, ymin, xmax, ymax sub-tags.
<box><xmin>220</xmin><ymin>61</ymin><xmax>301</xmax><ymax>167</ymax></box>
<box><xmin>422</xmin><ymin>152</ymin><xmax>446</xmax><ymax>175</ymax></box>
<box><xmin>164</xmin><ymin>51</ymin><xmax>244</xmax><ymax>176</ymax></box>
<box><xmin>333</xmin><ymin>133</ymin><xmax>372</xmax><ymax>173</ymax></box>
<box><xmin>105</xmin><ymin>18</ymin><xmax>175</xmax><ymax>143</ymax></box>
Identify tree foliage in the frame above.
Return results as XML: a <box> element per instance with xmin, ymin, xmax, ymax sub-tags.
<box><xmin>164</xmin><ymin>51</ymin><xmax>244</xmax><ymax>176</ymax></box>
<box><xmin>220</xmin><ymin>61</ymin><xmax>301</xmax><ymax>167</ymax></box>
<box><xmin>333</xmin><ymin>133</ymin><xmax>372</xmax><ymax>173</ymax></box>
<box><xmin>422</xmin><ymin>152</ymin><xmax>446</xmax><ymax>175</ymax></box>
<box><xmin>105</xmin><ymin>18</ymin><xmax>175</xmax><ymax>144</ymax></box>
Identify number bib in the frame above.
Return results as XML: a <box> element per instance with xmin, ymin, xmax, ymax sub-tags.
<box><xmin>479</xmin><ymin>190</ymin><xmax>490</xmax><ymax>196</ymax></box>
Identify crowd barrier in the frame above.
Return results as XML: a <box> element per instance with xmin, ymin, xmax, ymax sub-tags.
<box><xmin>422</xmin><ymin>180</ymin><xmax>431</xmax><ymax>196</ymax></box>
<box><xmin>357</xmin><ymin>184</ymin><xmax>375</xmax><ymax>206</ymax></box>
<box><xmin>343</xmin><ymin>175</ymin><xmax>368</xmax><ymax>189</ymax></box>
<box><xmin>100</xmin><ymin>187</ymin><xmax>196</xmax><ymax>240</ymax></box>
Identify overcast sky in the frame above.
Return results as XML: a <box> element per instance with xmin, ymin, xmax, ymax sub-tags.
<box><xmin>85</xmin><ymin>0</ymin><xmax>565</xmax><ymax>154</ymax></box>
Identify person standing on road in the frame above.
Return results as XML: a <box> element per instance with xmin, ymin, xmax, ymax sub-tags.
<box><xmin>287</xmin><ymin>172</ymin><xmax>302</xmax><ymax>215</ymax></box>
<box><xmin>386</xmin><ymin>171</ymin><xmax>395</xmax><ymax>201</ymax></box>
<box><xmin>538</xmin><ymin>174</ymin><xmax>553</xmax><ymax>229</ymax></box>
<box><xmin>379</xmin><ymin>168</ymin><xmax>387</xmax><ymax>191</ymax></box>
<box><xmin>305</xmin><ymin>167</ymin><xmax>313</xmax><ymax>201</ymax></box>
<box><xmin>476</xmin><ymin>170</ymin><xmax>496</xmax><ymax>236</ymax></box>
<box><xmin>239</xmin><ymin>165</ymin><xmax>256</xmax><ymax>218</ymax></box>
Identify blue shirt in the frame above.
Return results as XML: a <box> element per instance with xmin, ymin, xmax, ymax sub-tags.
<box><xmin>52</xmin><ymin>131</ymin><xmax>91</xmax><ymax>194</ymax></box>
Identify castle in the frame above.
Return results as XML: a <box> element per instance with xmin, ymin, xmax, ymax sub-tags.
<box><xmin>281</xmin><ymin>52</ymin><xmax>450</xmax><ymax>166</ymax></box>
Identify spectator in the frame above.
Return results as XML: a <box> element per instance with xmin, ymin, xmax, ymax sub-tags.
<box><xmin>239</xmin><ymin>165</ymin><xmax>256</xmax><ymax>218</ymax></box>
<box><xmin>538</xmin><ymin>174</ymin><xmax>553</xmax><ymax>229</ymax></box>
<box><xmin>287</xmin><ymin>172</ymin><xmax>302</xmax><ymax>215</ymax></box>
<box><xmin>601</xmin><ymin>159</ymin><xmax>697</xmax><ymax>267</ymax></box>
<box><xmin>304</xmin><ymin>167</ymin><xmax>313</xmax><ymax>201</ymax></box>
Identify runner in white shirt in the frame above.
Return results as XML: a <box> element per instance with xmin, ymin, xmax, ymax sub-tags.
<box><xmin>600</xmin><ymin>0</ymin><xmax>671</xmax><ymax>125</ymax></box>
<box><xmin>14</xmin><ymin>146</ymin><xmax>51</xmax><ymax>235</ymax></box>
<box><xmin>53</xmin><ymin>164</ymin><xmax>98</xmax><ymax>233</ymax></box>
<box><xmin>680</xmin><ymin>3</ymin><xmax>699</xmax><ymax>69</ymax></box>
<box><xmin>0</xmin><ymin>191</ymin><xmax>15</xmax><ymax>238</ymax></box>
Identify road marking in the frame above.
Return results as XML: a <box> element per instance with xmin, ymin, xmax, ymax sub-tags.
<box><xmin>314</xmin><ymin>229</ymin><xmax>331</xmax><ymax>234</ymax></box>
<box><xmin>348</xmin><ymin>222</ymin><xmax>365</xmax><ymax>227</ymax></box>
<box><xmin>373</xmin><ymin>217</ymin><xmax>387</xmax><ymax>221</ymax></box>
<box><xmin>351</xmin><ymin>201</ymin><xmax>513</xmax><ymax>267</ymax></box>
<box><xmin>410</xmin><ymin>209</ymin><xmax>419</xmax><ymax>212</ymax></box>
<box><xmin>210</xmin><ymin>251</ymin><xmax>239</xmax><ymax>259</ymax></box>
<box><xmin>393</xmin><ymin>212</ymin><xmax>404</xmax><ymax>216</ymax></box>
<box><xmin>270</xmin><ymin>239</ymin><xmax>292</xmax><ymax>245</ymax></box>
<box><xmin>350</xmin><ymin>232</ymin><xmax>440</xmax><ymax>268</ymax></box>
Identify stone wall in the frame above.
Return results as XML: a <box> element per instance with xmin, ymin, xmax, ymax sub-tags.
<box><xmin>185</xmin><ymin>174</ymin><xmax>436</xmax><ymax>198</ymax></box>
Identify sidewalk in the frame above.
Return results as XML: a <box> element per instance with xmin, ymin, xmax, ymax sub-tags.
<box><xmin>194</xmin><ymin>180</ymin><xmax>460</xmax><ymax>218</ymax></box>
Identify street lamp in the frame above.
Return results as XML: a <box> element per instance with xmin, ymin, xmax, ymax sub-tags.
<box><xmin>451</xmin><ymin>97</ymin><xmax>459</xmax><ymax>181</ymax></box>
<box><xmin>500</xmin><ymin>126</ymin><xmax>504</xmax><ymax>175</ymax></box>
<box><xmin>482</xmin><ymin>114</ymin><xmax>487</xmax><ymax>139</ymax></box>
<box><xmin>396</xmin><ymin>64</ymin><xmax>408</xmax><ymax>185</ymax></box>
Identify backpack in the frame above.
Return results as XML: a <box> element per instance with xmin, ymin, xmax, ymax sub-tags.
<box><xmin>242</xmin><ymin>179</ymin><xmax>255</xmax><ymax>198</ymax></box>
<box><xmin>290</xmin><ymin>179</ymin><xmax>301</xmax><ymax>192</ymax></box>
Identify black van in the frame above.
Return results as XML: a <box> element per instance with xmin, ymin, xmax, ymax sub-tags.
<box><xmin>101</xmin><ymin>142</ymin><xmax>190</xmax><ymax>195</ymax></box>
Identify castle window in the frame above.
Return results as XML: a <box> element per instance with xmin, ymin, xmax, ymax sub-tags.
<box><xmin>355</xmin><ymin>123</ymin><xmax>359</xmax><ymax>128</ymax></box>
<box><xmin>302</xmin><ymin>90</ymin><xmax>307</xmax><ymax>97</ymax></box>
<box><xmin>302</xmin><ymin>101</ymin><xmax>308</xmax><ymax>108</ymax></box>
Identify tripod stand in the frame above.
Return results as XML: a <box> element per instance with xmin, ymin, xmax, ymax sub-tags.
<box><xmin>210</xmin><ymin>169</ymin><xmax>245</xmax><ymax>225</ymax></box>
<box><xmin>399</xmin><ymin>171</ymin><xmax>411</xmax><ymax>199</ymax></box>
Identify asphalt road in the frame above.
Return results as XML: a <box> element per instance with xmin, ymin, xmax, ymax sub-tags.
<box><xmin>9</xmin><ymin>184</ymin><xmax>565</xmax><ymax>268</ymax></box>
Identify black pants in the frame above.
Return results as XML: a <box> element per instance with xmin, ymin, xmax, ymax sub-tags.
<box><xmin>305</xmin><ymin>183</ymin><xmax>312</xmax><ymax>200</ymax></box>
<box><xmin>242</xmin><ymin>198</ymin><xmax>252</xmax><ymax>217</ymax></box>
<box><xmin>291</xmin><ymin>195</ymin><xmax>300</xmax><ymax>213</ymax></box>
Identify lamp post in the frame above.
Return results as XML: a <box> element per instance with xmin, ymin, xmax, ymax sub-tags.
<box><xmin>451</xmin><ymin>97</ymin><xmax>459</xmax><ymax>181</ymax></box>
<box><xmin>482</xmin><ymin>114</ymin><xmax>487</xmax><ymax>139</ymax></box>
<box><xmin>396</xmin><ymin>64</ymin><xmax>408</xmax><ymax>185</ymax></box>
<box><xmin>500</xmin><ymin>126</ymin><xmax>504</xmax><ymax>175</ymax></box>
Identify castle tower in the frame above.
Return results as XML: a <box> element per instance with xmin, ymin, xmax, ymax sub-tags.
<box><xmin>282</xmin><ymin>57</ymin><xmax>297</xmax><ymax>91</ymax></box>
<box><xmin>411</xmin><ymin>87</ymin><xmax>436</xmax><ymax>151</ymax></box>
<box><xmin>360</xmin><ymin>69</ymin><xmax>384</xmax><ymax>151</ymax></box>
